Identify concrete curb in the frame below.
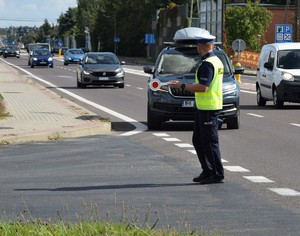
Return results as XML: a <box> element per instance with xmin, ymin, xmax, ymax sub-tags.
<box><xmin>0</xmin><ymin>61</ymin><xmax>111</xmax><ymax>145</ymax></box>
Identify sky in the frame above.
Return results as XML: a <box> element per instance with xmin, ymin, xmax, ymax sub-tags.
<box><xmin>0</xmin><ymin>0</ymin><xmax>77</xmax><ymax>28</ymax></box>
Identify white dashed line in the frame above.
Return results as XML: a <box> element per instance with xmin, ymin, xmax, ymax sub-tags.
<box><xmin>268</xmin><ymin>188</ymin><xmax>300</xmax><ymax>196</ymax></box>
<box><xmin>243</xmin><ymin>176</ymin><xmax>274</xmax><ymax>183</ymax></box>
<box><xmin>247</xmin><ymin>113</ymin><xmax>264</xmax><ymax>118</ymax></box>
<box><xmin>136</xmin><ymin>87</ymin><xmax>144</xmax><ymax>90</ymax></box>
<box><xmin>188</xmin><ymin>150</ymin><xmax>196</xmax><ymax>154</ymax></box>
<box><xmin>290</xmin><ymin>123</ymin><xmax>300</xmax><ymax>127</ymax></box>
<box><xmin>223</xmin><ymin>166</ymin><xmax>250</xmax><ymax>172</ymax></box>
<box><xmin>163</xmin><ymin>137</ymin><xmax>181</xmax><ymax>142</ymax></box>
<box><xmin>175</xmin><ymin>143</ymin><xmax>194</xmax><ymax>148</ymax></box>
<box><xmin>152</xmin><ymin>133</ymin><xmax>169</xmax><ymax>137</ymax></box>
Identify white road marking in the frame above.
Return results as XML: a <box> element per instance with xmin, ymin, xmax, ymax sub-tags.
<box><xmin>188</xmin><ymin>150</ymin><xmax>196</xmax><ymax>154</ymax></box>
<box><xmin>152</xmin><ymin>133</ymin><xmax>169</xmax><ymax>137</ymax></box>
<box><xmin>223</xmin><ymin>166</ymin><xmax>250</xmax><ymax>172</ymax></box>
<box><xmin>124</xmin><ymin>68</ymin><xmax>148</xmax><ymax>77</ymax></box>
<box><xmin>243</xmin><ymin>176</ymin><xmax>274</xmax><ymax>183</ymax></box>
<box><xmin>175</xmin><ymin>143</ymin><xmax>193</xmax><ymax>148</ymax></box>
<box><xmin>163</xmin><ymin>137</ymin><xmax>181</xmax><ymax>142</ymax></box>
<box><xmin>187</xmin><ymin>149</ymin><xmax>228</xmax><ymax>162</ymax></box>
<box><xmin>290</xmin><ymin>123</ymin><xmax>300</xmax><ymax>127</ymax></box>
<box><xmin>136</xmin><ymin>87</ymin><xmax>144</xmax><ymax>90</ymax></box>
<box><xmin>268</xmin><ymin>188</ymin><xmax>300</xmax><ymax>196</ymax></box>
<box><xmin>240</xmin><ymin>89</ymin><xmax>256</xmax><ymax>94</ymax></box>
<box><xmin>247</xmin><ymin>113</ymin><xmax>264</xmax><ymax>118</ymax></box>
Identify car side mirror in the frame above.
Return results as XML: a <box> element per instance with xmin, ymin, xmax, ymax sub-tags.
<box><xmin>143</xmin><ymin>65</ymin><xmax>154</xmax><ymax>74</ymax></box>
<box><xmin>264</xmin><ymin>62</ymin><xmax>273</xmax><ymax>70</ymax></box>
<box><xmin>234</xmin><ymin>66</ymin><xmax>244</xmax><ymax>75</ymax></box>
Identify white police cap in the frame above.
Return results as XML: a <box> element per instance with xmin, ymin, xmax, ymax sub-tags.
<box><xmin>173</xmin><ymin>27</ymin><xmax>215</xmax><ymax>43</ymax></box>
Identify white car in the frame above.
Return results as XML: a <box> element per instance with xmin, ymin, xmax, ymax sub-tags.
<box><xmin>256</xmin><ymin>42</ymin><xmax>300</xmax><ymax>108</ymax></box>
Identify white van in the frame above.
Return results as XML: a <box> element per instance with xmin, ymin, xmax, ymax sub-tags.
<box><xmin>256</xmin><ymin>43</ymin><xmax>300</xmax><ymax>108</ymax></box>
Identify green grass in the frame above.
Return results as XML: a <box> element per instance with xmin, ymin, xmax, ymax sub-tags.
<box><xmin>0</xmin><ymin>220</ymin><xmax>192</xmax><ymax>236</ymax></box>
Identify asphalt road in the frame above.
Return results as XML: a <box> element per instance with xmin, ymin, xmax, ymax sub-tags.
<box><xmin>1</xmin><ymin>54</ymin><xmax>300</xmax><ymax>235</ymax></box>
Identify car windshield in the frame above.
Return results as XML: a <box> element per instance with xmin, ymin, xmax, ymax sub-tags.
<box><xmin>157</xmin><ymin>52</ymin><xmax>231</xmax><ymax>76</ymax></box>
<box><xmin>33</xmin><ymin>50</ymin><xmax>50</xmax><ymax>56</ymax></box>
<box><xmin>85</xmin><ymin>54</ymin><xmax>119</xmax><ymax>64</ymax></box>
<box><xmin>69</xmin><ymin>49</ymin><xmax>83</xmax><ymax>54</ymax></box>
<box><xmin>277</xmin><ymin>50</ymin><xmax>300</xmax><ymax>69</ymax></box>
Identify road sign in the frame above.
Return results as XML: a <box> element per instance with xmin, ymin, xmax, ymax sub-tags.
<box><xmin>232</xmin><ymin>39</ymin><xmax>246</xmax><ymax>52</ymax></box>
<box><xmin>145</xmin><ymin>34</ymin><xmax>155</xmax><ymax>44</ymax></box>
<box><xmin>114</xmin><ymin>37</ymin><xmax>120</xmax><ymax>43</ymax></box>
<box><xmin>275</xmin><ymin>24</ymin><xmax>292</xmax><ymax>43</ymax></box>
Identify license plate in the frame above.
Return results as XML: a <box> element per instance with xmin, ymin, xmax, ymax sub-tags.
<box><xmin>98</xmin><ymin>77</ymin><xmax>109</xmax><ymax>80</ymax></box>
<box><xmin>40</xmin><ymin>62</ymin><xmax>47</xmax><ymax>64</ymax></box>
<box><xmin>182</xmin><ymin>100</ymin><xmax>195</xmax><ymax>107</ymax></box>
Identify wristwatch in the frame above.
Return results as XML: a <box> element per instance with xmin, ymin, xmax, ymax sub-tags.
<box><xmin>180</xmin><ymin>83</ymin><xmax>186</xmax><ymax>90</ymax></box>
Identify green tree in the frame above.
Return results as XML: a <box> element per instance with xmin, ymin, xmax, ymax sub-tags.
<box><xmin>57</xmin><ymin>7</ymin><xmax>78</xmax><ymax>37</ymax></box>
<box><xmin>225</xmin><ymin>1</ymin><xmax>272</xmax><ymax>52</ymax></box>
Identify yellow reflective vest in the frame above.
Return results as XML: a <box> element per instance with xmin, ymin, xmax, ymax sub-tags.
<box><xmin>195</xmin><ymin>56</ymin><xmax>224</xmax><ymax>110</ymax></box>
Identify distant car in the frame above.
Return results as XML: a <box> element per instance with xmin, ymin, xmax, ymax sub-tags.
<box><xmin>61</xmin><ymin>47</ymin><xmax>68</xmax><ymax>55</ymax></box>
<box><xmin>76</xmin><ymin>52</ymin><xmax>125</xmax><ymax>88</ymax></box>
<box><xmin>51</xmin><ymin>46</ymin><xmax>59</xmax><ymax>54</ymax></box>
<box><xmin>3</xmin><ymin>46</ymin><xmax>20</xmax><ymax>58</ymax></box>
<box><xmin>30</xmin><ymin>49</ymin><xmax>53</xmax><ymax>68</ymax></box>
<box><xmin>64</xmin><ymin>48</ymin><xmax>85</xmax><ymax>65</ymax></box>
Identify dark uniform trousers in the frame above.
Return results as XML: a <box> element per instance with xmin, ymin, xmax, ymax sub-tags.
<box><xmin>192</xmin><ymin>109</ymin><xmax>224</xmax><ymax>179</ymax></box>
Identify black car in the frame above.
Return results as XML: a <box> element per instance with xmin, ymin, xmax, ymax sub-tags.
<box><xmin>3</xmin><ymin>46</ymin><xmax>20</xmax><ymax>58</ymax></box>
<box><xmin>143</xmin><ymin>45</ymin><xmax>244</xmax><ymax>130</ymax></box>
<box><xmin>76</xmin><ymin>52</ymin><xmax>125</xmax><ymax>88</ymax></box>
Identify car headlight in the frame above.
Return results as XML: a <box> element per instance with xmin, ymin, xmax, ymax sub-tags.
<box><xmin>116</xmin><ymin>68</ymin><xmax>124</xmax><ymax>77</ymax></box>
<box><xmin>223</xmin><ymin>83</ymin><xmax>237</xmax><ymax>95</ymax></box>
<box><xmin>83</xmin><ymin>70</ymin><xmax>90</xmax><ymax>75</ymax></box>
<box><xmin>281</xmin><ymin>72</ymin><xmax>294</xmax><ymax>81</ymax></box>
<box><xmin>48</xmin><ymin>58</ymin><xmax>53</xmax><ymax>62</ymax></box>
<box><xmin>33</xmin><ymin>57</ymin><xmax>37</xmax><ymax>61</ymax></box>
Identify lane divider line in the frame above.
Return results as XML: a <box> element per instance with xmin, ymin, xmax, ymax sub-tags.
<box><xmin>152</xmin><ymin>132</ymin><xmax>300</xmax><ymax>197</ymax></box>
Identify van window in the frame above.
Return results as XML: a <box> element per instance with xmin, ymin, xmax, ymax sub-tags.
<box><xmin>268</xmin><ymin>51</ymin><xmax>275</xmax><ymax>66</ymax></box>
<box><xmin>278</xmin><ymin>50</ymin><xmax>300</xmax><ymax>69</ymax></box>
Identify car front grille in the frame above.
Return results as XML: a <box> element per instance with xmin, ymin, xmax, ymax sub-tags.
<box><xmin>91</xmin><ymin>71</ymin><xmax>116</xmax><ymax>77</ymax></box>
<box><xmin>170</xmin><ymin>88</ymin><xmax>194</xmax><ymax>97</ymax></box>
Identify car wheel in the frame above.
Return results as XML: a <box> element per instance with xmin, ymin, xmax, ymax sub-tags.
<box><xmin>64</xmin><ymin>62</ymin><xmax>68</xmax><ymax>65</ymax></box>
<box><xmin>31</xmin><ymin>64</ymin><xmax>34</xmax><ymax>68</ymax></box>
<box><xmin>273</xmin><ymin>87</ymin><xmax>283</xmax><ymax>109</ymax></box>
<box><xmin>50</xmin><ymin>65</ymin><xmax>54</xmax><ymax>68</ymax></box>
<box><xmin>256</xmin><ymin>85</ymin><xmax>266</xmax><ymax>106</ymax></box>
<box><xmin>119</xmin><ymin>83</ymin><xmax>124</xmax><ymax>88</ymax></box>
<box><xmin>147</xmin><ymin>104</ymin><xmax>162</xmax><ymax>130</ymax></box>
<box><xmin>227</xmin><ymin>110</ymin><xmax>240</xmax><ymax>129</ymax></box>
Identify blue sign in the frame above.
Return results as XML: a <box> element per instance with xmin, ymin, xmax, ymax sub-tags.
<box><xmin>114</xmin><ymin>37</ymin><xmax>120</xmax><ymax>43</ymax></box>
<box><xmin>145</xmin><ymin>34</ymin><xmax>155</xmax><ymax>44</ymax></box>
<box><xmin>275</xmin><ymin>24</ymin><xmax>292</xmax><ymax>43</ymax></box>
<box><xmin>58</xmin><ymin>41</ymin><xmax>62</xmax><ymax>47</ymax></box>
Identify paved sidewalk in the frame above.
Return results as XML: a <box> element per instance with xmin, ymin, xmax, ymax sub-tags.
<box><xmin>0</xmin><ymin>61</ymin><xmax>111</xmax><ymax>144</ymax></box>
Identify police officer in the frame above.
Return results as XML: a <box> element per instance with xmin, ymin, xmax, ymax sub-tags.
<box><xmin>169</xmin><ymin>29</ymin><xmax>224</xmax><ymax>184</ymax></box>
